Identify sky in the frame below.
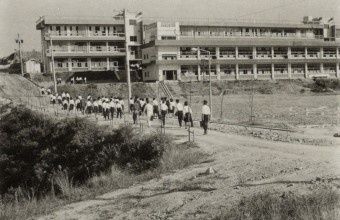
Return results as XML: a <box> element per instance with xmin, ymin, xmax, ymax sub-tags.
<box><xmin>0</xmin><ymin>0</ymin><xmax>339</xmax><ymax>57</ymax></box>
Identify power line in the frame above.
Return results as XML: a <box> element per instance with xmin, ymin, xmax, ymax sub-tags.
<box><xmin>233</xmin><ymin>0</ymin><xmax>306</xmax><ymax>19</ymax></box>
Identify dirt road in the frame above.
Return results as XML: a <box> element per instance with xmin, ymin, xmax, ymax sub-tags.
<box><xmin>36</xmin><ymin>123</ymin><xmax>340</xmax><ymax>220</ymax></box>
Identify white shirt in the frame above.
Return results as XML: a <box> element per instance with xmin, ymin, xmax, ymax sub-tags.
<box><xmin>152</xmin><ymin>100</ymin><xmax>158</xmax><ymax>106</ymax></box>
<box><xmin>93</xmin><ymin>101</ymin><xmax>98</xmax><ymax>107</ymax></box>
<box><xmin>161</xmin><ymin>103</ymin><xmax>168</xmax><ymax>111</ymax></box>
<box><xmin>75</xmin><ymin>99</ymin><xmax>80</xmax><ymax>105</ymax></box>
<box><xmin>86</xmin><ymin>101</ymin><xmax>92</xmax><ymax>107</ymax></box>
<box><xmin>139</xmin><ymin>100</ymin><xmax>145</xmax><ymax>107</ymax></box>
<box><xmin>110</xmin><ymin>101</ymin><xmax>116</xmax><ymax>108</ymax></box>
<box><xmin>183</xmin><ymin>106</ymin><xmax>192</xmax><ymax>114</ymax></box>
<box><xmin>176</xmin><ymin>103</ymin><xmax>183</xmax><ymax>111</ymax></box>
<box><xmin>66</xmin><ymin>93</ymin><xmax>70</xmax><ymax>98</ymax></box>
<box><xmin>57</xmin><ymin>96</ymin><xmax>62</xmax><ymax>100</ymax></box>
<box><xmin>61</xmin><ymin>93</ymin><xmax>66</xmax><ymax>98</ymax></box>
<box><xmin>69</xmin><ymin>100</ymin><xmax>75</xmax><ymax>105</ymax></box>
<box><xmin>170</xmin><ymin>101</ymin><xmax>176</xmax><ymax>110</ymax></box>
<box><xmin>145</xmin><ymin>103</ymin><xmax>153</xmax><ymax>115</ymax></box>
<box><xmin>116</xmin><ymin>102</ymin><xmax>122</xmax><ymax>108</ymax></box>
<box><xmin>98</xmin><ymin>100</ymin><xmax>102</xmax><ymax>106</ymax></box>
<box><xmin>119</xmin><ymin>100</ymin><xmax>125</xmax><ymax>106</ymax></box>
<box><xmin>202</xmin><ymin>105</ymin><xmax>211</xmax><ymax>115</ymax></box>
<box><xmin>102</xmin><ymin>102</ymin><xmax>108</xmax><ymax>110</ymax></box>
<box><xmin>62</xmin><ymin>100</ymin><xmax>68</xmax><ymax>105</ymax></box>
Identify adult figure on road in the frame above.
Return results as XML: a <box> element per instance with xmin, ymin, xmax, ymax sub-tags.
<box><xmin>183</xmin><ymin>101</ymin><xmax>193</xmax><ymax>128</ymax></box>
<box><xmin>175</xmin><ymin>99</ymin><xmax>184</xmax><ymax>128</ymax></box>
<box><xmin>160</xmin><ymin>100</ymin><xmax>168</xmax><ymax>128</ymax></box>
<box><xmin>144</xmin><ymin>100</ymin><xmax>154</xmax><ymax>127</ymax></box>
<box><xmin>201</xmin><ymin>100</ymin><xmax>211</xmax><ymax>135</ymax></box>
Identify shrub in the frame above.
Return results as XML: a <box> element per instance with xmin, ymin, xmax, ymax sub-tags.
<box><xmin>0</xmin><ymin>109</ymin><xmax>175</xmax><ymax>196</ymax></box>
<box><xmin>219</xmin><ymin>189</ymin><xmax>340</xmax><ymax>220</ymax></box>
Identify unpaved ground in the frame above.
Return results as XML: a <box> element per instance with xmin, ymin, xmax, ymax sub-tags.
<box><xmin>1</xmin><ymin>73</ymin><xmax>340</xmax><ymax>219</ymax></box>
<box><xmin>34</xmin><ymin>122</ymin><xmax>340</xmax><ymax>220</ymax></box>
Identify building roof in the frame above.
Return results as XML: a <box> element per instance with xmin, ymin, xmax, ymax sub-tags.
<box><xmin>36</xmin><ymin>16</ymin><xmax>124</xmax><ymax>29</ymax></box>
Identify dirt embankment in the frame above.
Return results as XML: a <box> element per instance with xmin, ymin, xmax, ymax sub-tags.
<box><xmin>36</xmin><ymin>125</ymin><xmax>340</xmax><ymax>220</ymax></box>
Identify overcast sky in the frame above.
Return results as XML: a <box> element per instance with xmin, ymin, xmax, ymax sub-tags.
<box><xmin>0</xmin><ymin>0</ymin><xmax>339</xmax><ymax>57</ymax></box>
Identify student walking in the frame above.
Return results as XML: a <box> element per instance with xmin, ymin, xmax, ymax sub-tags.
<box><xmin>110</xmin><ymin>99</ymin><xmax>116</xmax><ymax>119</ymax></box>
<box><xmin>132</xmin><ymin>98</ymin><xmax>140</xmax><ymax>124</ymax></box>
<box><xmin>85</xmin><ymin>99</ymin><xmax>93</xmax><ymax>114</ymax></box>
<box><xmin>69</xmin><ymin>97</ymin><xmax>75</xmax><ymax>112</ymax></box>
<box><xmin>143</xmin><ymin>100</ymin><xmax>154</xmax><ymax>127</ymax></box>
<box><xmin>93</xmin><ymin>99</ymin><xmax>98</xmax><ymax>114</ymax></box>
<box><xmin>183</xmin><ymin>101</ymin><xmax>193</xmax><ymax>128</ymax></box>
<box><xmin>201</xmin><ymin>100</ymin><xmax>211</xmax><ymax>135</ymax></box>
<box><xmin>103</xmin><ymin>100</ymin><xmax>110</xmax><ymax>120</ymax></box>
<box><xmin>152</xmin><ymin>98</ymin><xmax>159</xmax><ymax>118</ymax></box>
<box><xmin>169</xmin><ymin>98</ymin><xmax>175</xmax><ymax>117</ymax></box>
<box><xmin>116</xmin><ymin>101</ymin><xmax>123</xmax><ymax>119</ymax></box>
<box><xmin>175</xmin><ymin>99</ymin><xmax>184</xmax><ymax>128</ymax></box>
<box><xmin>62</xmin><ymin>99</ymin><xmax>68</xmax><ymax>111</ymax></box>
<box><xmin>160</xmin><ymin>100</ymin><xmax>168</xmax><ymax>128</ymax></box>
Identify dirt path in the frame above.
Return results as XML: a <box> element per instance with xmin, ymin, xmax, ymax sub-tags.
<box><xmin>35</xmin><ymin>123</ymin><xmax>340</xmax><ymax>220</ymax></box>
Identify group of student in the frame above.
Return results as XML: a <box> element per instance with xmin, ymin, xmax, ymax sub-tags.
<box><xmin>129</xmin><ymin>96</ymin><xmax>210</xmax><ymax>134</ymax></box>
<box><xmin>48</xmin><ymin>92</ymin><xmax>126</xmax><ymax>120</ymax></box>
<box><xmin>70</xmin><ymin>76</ymin><xmax>87</xmax><ymax>84</ymax></box>
<box><xmin>45</xmin><ymin>90</ymin><xmax>211</xmax><ymax>134</ymax></box>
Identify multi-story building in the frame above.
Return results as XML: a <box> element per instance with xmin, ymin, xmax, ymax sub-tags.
<box><xmin>36</xmin><ymin>10</ymin><xmax>142</xmax><ymax>75</ymax></box>
<box><xmin>142</xmin><ymin>16</ymin><xmax>340</xmax><ymax>81</ymax></box>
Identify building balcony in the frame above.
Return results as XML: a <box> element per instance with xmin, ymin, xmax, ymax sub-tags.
<box><xmin>46</xmin><ymin>47</ymin><xmax>126</xmax><ymax>57</ymax></box>
<box><xmin>45</xmin><ymin>31</ymin><xmax>125</xmax><ymax>41</ymax></box>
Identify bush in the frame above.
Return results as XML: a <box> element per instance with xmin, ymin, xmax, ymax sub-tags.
<box><xmin>0</xmin><ymin>109</ymin><xmax>174</xmax><ymax>196</ymax></box>
<box><xmin>219</xmin><ymin>190</ymin><xmax>340</xmax><ymax>220</ymax></box>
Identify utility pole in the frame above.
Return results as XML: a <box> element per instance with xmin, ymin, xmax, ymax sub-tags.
<box><xmin>49</xmin><ymin>33</ymin><xmax>57</xmax><ymax>93</ymax></box>
<box><xmin>15</xmin><ymin>34</ymin><xmax>24</xmax><ymax>76</ymax></box>
<box><xmin>123</xmin><ymin>9</ymin><xmax>132</xmax><ymax>106</ymax></box>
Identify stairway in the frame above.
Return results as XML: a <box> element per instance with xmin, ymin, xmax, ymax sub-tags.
<box><xmin>159</xmin><ymin>81</ymin><xmax>173</xmax><ymax>99</ymax></box>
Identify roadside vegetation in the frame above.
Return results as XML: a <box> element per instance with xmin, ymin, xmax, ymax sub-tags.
<box><xmin>218</xmin><ymin>189</ymin><xmax>340</xmax><ymax>220</ymax></box>
<box><xmin>0</xmin><ymin>107</ymin><xmax>206</xmax><ymax>220</ymax></box>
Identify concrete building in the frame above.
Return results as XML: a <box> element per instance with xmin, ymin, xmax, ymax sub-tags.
<box><xmin>36</xmin><ymin>10</ymin><xmax>142</xmax><ymax>75</ymax></box>
<box><xmin>142</xmin><ymin>16</ymin><xmax>340</xmax><ymax>81</ymax></box>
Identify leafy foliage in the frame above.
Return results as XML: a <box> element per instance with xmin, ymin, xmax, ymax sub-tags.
<box><xmin>0</xmin><ymin>107</ymin><xmax>171</xmax><ymax>196</ymax></box>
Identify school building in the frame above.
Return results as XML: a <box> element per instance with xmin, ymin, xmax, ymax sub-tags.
<box><xmin>37</xmin><ymin>13</ymin><xmax>340</xmax><ymax>81</ymax></box>
<box><xmin>36</xmin><ymin>10</ymin><xmax>142</xmax><ymax>75</ymax></box>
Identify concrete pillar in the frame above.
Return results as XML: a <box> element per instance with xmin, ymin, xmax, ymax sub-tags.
<box><xmin>177</xmin><ymin>66</ymin><xmax>181</xmax><ymax>81</ymax></box>
<box><xmin>68</xmin><ymin>42</ymin><xmax>71</xmax><ymax>52</ymax></box>
<box><xmin>320</xmin><ymin>63</ymin><xmax>324</xmax><ymax>74</ymax></box>
<box><xmin>288</xmin><ymin>63</ymin><xmax>292</xmax><ymax>79</ymax></box>
<box><xmin>106</xmin><ymin>42</ymin><xmax>109</xmax><ymax>52</ymax></box>
<box><xmin>271</xmin><ymin>63</ymin><xmax>275</xmax><ymax>79</ymax></box>
<box><xmin>216</xmin><ymin>64</ymin><xmax>221</xmax><ymax>80</ymax></box>
<box><xmin>87</xmin><ymin>42</ymin><xmax>90</xmax><ymax>53</ymax></box>
<box><xmin>87</xmin><ymin>58</ymin><xmax>91</xmax><ymax>70</ymax></box>
<box><xmin>305</xmin><ymin>63</ymin><xmax>308</xmax><ymax>78</ymax></box>
<box><xmin>287</xmin><ymin>47</ymin><xmax>291</xmax><ymax>59</ymax></box>
<box><xmin>336</xmin><ymin>47</ymin><xmax>339</xmax><ymax>59</ymax></box>
<box><xmin>235</xmin><ymin>46</ymin><xmax>238</xmax><ymax>59</ymax></box>
<box><xmin>105</xmin><ymin>26</ymin><xmax>108</xmax><ymax>36</ymax></box>
<box><xmin>336</xmin><ymin>63</ymin><xmax>339</xmax><ymax>78</ymax></box>
<box><xmin>68</xmin><ymin>58</ymin><xmax>72</xmax><ymax>72</ymax></box>
<box><xmin>49</xmin><ymin>60</ymin><xmax>53</xmax><ymax>73</ymax></box>
<box><xmin>216</xmin><ymin>47</ymin><xmax>220</xmax><ymax>59</ymax></box>
<box><xmin>235</xmin><ymin>63</ymin><xmax>239</xmax><ymax>80</ymax></box>
<box><xmin>320</xmin><ymin>47</ymin><xmax>323</xmax><ymax>59</ymax></box>
<box><xmin>106</xmin><ymin>57</ymin><xmax>110</xmax><ymax>70</ymax></box>
<box><xmin>198</xmin><ymin>64</ymin><xmax>201</xmax><ymax>81</ymax></box>
<box><xmin>253</xmin><ymin>47</ymin><xmax>256</xmax><ymax>59</ymax></box>
<box><xmin>271</xmin><ymin>47</ymin><xmax>274</xmax><ymax>59</ymax></box>
<box><xmin>253</xmin><ymin>64</ymin><xmax>257</xmax><ymax>79</ymax></box>
<box><xmin>66</xmin><ymin>26</ymin><xmax>70</xmax><ymax>36</ymax></box>
<box><xmin>305</xmin><ymin>47</ymin><xmax>308</xmax><ymax>58</ymax></box>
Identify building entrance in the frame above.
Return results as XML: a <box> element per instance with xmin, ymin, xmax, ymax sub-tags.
<box><xmin>163</xmin><ymin>70</ymin><xmax>177</xmax><ymax>80</ymax></box>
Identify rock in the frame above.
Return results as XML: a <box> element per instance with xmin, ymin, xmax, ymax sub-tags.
<box><xmin>294</xmin><ymin>167</ymin><xmax>302</xmax><ymax>171</ymax></box>
<box><xmin>205</xmin><ymin>167</ymin><xmax>216</xmax><ymax>175</ymax></box>
<box><xmin>287</xmin><ymin>183</ymin><xmax>294</xmax><ymax>187</ymax></box>
<box><xmin>316</xmin><ymin>177</ymin><xmax>322</xmax><ymax>182</ymax></box>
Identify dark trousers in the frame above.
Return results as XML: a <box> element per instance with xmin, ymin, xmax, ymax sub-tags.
<box><xmin>161</xmin><ymin>110</ymin><xmax>167</xmax><ymax>127</ymax></box>
<box><xmin>94</xmin><ymin>106</ymin><xmax>98</xmax><ymax>114</ymax></box>
<box><xmin>177</xmin><ymin>111</ymin><xmax>183</xmax><ymax>127</ymax></box>
<box><xmin>203</xmin><ymin>114</ymin><xmax>209</xmax><ymax>134</ymax></box>
<box><xmin>133</xmin><ymin>111</ymin><xmax>138</xmax><ymax>124</ymax></box>
<box><xmin>185</xmin><ymin>112</ymin><xmax>193</xmax><ymax>127</ymax></box>
<box><xmin>98</xmin><ymin>105</ymin><xmax>102</xmax><ymax>113</ymax></box>
<box><xmin>117</xmin><ymin>108</ymin><xmax>122</xmax><ymax>118</ymax></box>
<box><xmin>104</xmin><ymin>109</ymin><xmax>109</xmax><ymax>120</ymax></box>
<box><xmin>110</xmin><ymin>107</ymin><xmax>115</xmax><ymax>119</ymax></box>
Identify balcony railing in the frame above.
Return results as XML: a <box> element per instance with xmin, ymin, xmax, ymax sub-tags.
<box><xmin>47</xmin><ymin>47</ymin><xmax>125</xmax><ymax>54</ymax></box>
<box><xmin>46</xmin><ymin>32</ymin><xmax>125</xmax><ymax>38</ymax></box>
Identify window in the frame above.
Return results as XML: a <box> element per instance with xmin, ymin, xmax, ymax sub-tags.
<box><xmin>129</xmin><ymin>19</ymin><xmax>137</xmax><ymax>25</ymax></box>
<box><xmin>130</xmin><ymin>36</ymin><xmax>137</xmax><ymax>42</ymax></box>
